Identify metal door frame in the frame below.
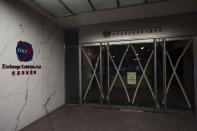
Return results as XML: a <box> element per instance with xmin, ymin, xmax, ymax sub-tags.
<box><xmin>193</xmin><ymin>36</ymin><xmax>197</xmax><ymax>116</ymax></box>
<box><xmin>79</xmin><ymin>36</ymin><xmax>195</xmax><ymax>113</ymax></box>
<box><xmin>162</xmin><ymin>37</ymin><xmax>193</xmax><ymax>113</ymax></box>
<box><xmin>106</xmin><ymin>43</ymin><xmax>131</xmax><ymax>103</ymax></box>
<box><xmin>106</xmin><ymin>39</ymin><xmax>160</xmax><ymax>110</ymax></box>
<box><xmin>79</xmin><ymin>43</ymin><xmax>104</xmax><ymax>105</ymax></box>
<box><xmin>79</xmin><ymin>39</ymin><xmax>158</xmax><ymax>111</ymax></box>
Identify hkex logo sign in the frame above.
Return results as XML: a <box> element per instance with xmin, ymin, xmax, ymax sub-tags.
<box><xmin>16</xmin><ymin>41</ymin><xmax>33</xmax><ymax>62</ymax></box>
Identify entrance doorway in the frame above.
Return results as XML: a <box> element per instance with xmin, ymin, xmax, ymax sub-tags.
<box><xmin>79</xmin><ymin>37</ymin><xmax>194</xmax><ymax>113</ymax></box>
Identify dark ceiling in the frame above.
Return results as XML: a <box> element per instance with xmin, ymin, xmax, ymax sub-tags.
<box><xmin>19</xmin><ymin>0</ymin><xmax>197</xmax><ymax>28</ymax></box>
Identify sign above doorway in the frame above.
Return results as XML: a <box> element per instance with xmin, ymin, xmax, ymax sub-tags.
<box><xmin>103</xmin><ymin>26</ymin><xmax>162</xmax><ymax>38</ymax></box>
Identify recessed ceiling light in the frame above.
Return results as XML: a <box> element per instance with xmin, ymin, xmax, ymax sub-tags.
<box><xmin>141</xmin><ymin>46</ymin><xmax>144</xmax><ymax>50</ymax></box>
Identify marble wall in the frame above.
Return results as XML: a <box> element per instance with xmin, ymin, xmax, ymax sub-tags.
<box><xmin>0</xmin><ymin>1</ymin><xmax>65</xmax><ymax>131</ymax></box>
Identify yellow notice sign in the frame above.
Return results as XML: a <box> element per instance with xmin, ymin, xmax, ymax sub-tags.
<box><xmin>127</xmin><ymin>72</ymin><xmax>136</xmax><ymax>85</ymax></box>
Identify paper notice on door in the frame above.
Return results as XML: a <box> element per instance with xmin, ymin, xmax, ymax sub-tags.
<box><xmin>127</xmin><ymin>72</ymin><xmax>136</xmax><ymax>85</ymax></box>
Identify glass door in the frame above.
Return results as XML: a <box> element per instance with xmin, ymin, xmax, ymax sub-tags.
<box><xmin>81</xmin><ymin>44</ymin><xmax>104</xmax><ymax>105</ymax></box>
<box><xmin>79</xmin><ymin>37</ymin><xmax>195</xmax><ymax>113</ymax></box>
<box><xmin>162</xmin><ymin>38</ymin><xmax>194</xmax><ymax>112</ymax></box>
<box><xmin>106</xmin><ymin>40</ymin><xmax>158</xmax><ymax>110</ymax></box>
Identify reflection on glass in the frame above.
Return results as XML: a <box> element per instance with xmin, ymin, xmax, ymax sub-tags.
<box><xmin>81</xmin><ymin>39</ymin><xmax>194</xmax><ymax>111</ymax></box>
<box><xmin>82</xmin><ymin>46</ymin><xmax>101</xmax><ymax>104</ymax></box>
<box><xmin>165</xmin><ymin>40</ymin><xmax>194</xmax><ymax>110</ymax></box>
<box><xmin>108</xmin><ymin>43</ymin><xmax>155</xmax><ymax>107</ymax></box>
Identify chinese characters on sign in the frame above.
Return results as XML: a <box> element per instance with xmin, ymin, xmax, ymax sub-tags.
<box><xmin>2</xmin><ymin>64</ymin><xmax>41</xmax><ymax>76</ymax></box>
<box><xmin>11</xmin><ymin>70</ymin><xmax>37</xmax><ymax>76</ymax></box>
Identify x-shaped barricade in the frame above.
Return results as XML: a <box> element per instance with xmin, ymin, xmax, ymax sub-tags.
<box><xmin>106</xmin><ymin>44</ymin><xmax>159</xmax><ymax>107</ymax></box>
<box><xmin>82</xmin><ymin>48</ymin><xmax>104</xmax><ymax>101</ymax></box>
<box><xmin>162</xmin><ymin>40</ymin><xmax>192</xmax><ymax>108</ymax></box>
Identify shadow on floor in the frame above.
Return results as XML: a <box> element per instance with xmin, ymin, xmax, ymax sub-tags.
<box><xmin>21</xmin><ymin>105</ymin><xmax>197</xmax><ymax>131</ymax></box>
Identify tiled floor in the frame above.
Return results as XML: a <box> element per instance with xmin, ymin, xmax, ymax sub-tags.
<box><xmin>21</xmin><ymin>105</ymin><xmax>197</xmax><ymax>131</ymax></box>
